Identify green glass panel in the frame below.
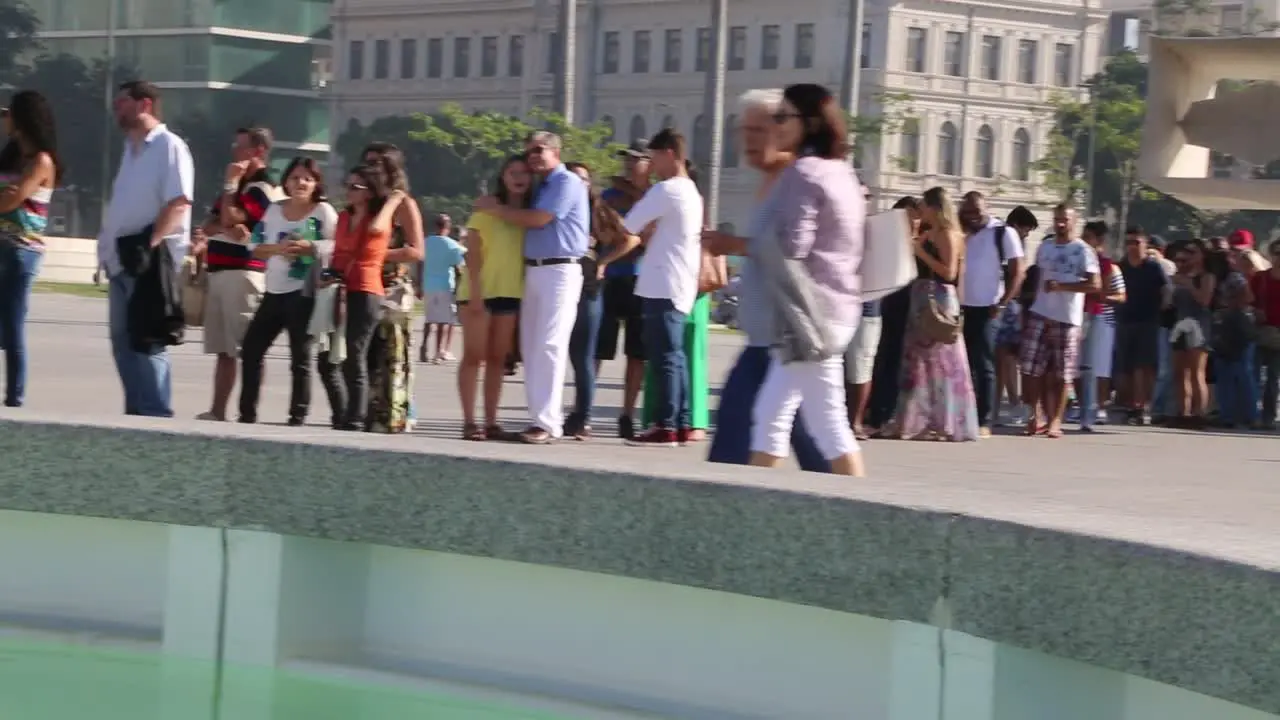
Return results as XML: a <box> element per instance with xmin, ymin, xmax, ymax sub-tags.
<box><xmin>210</xmin><ymin>90</ymin><xmax>329</xmax><ymax>146</ymax></box>
<box><xmin>113</xmin><ymin>36</ymin><xmax>211</xmax><ymax>83</ymax></box>
<box><xmin>214</xmin><ymin>0</ymin><xmax>331</xmax><ymax>38</ymax></box>
<box><xmin>209</xmin><ymin>36</ymin><xmax>317</xmax><ymax>90</ymax></box>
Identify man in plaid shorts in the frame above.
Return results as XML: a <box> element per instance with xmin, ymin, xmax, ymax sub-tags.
<box><xmin>1021</xmin><ymin>204</ymin><xmax>1100</xmax><ymax>437</ymax></box>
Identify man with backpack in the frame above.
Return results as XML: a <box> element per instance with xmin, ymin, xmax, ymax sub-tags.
<box><xmin>958</xmin><ymin>191</ymin><xmax>1026</xmax><ymax>437</ymax></box>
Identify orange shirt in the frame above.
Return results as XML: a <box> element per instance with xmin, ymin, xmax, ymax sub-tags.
<box><xmin>332</xmin><ymin>210</ymin><xmax>391</xmax><ymax>295</ymax></box>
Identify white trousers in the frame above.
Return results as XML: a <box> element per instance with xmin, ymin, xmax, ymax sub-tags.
<box><xmin>752</xmin><ymin>323</ymin><xmax>859</xmax><ymax>460</ymax></box>
<box><xmin>521</xmin><ymin>263</ymin><xmax>583</xmax><ymax>437</ymax></box>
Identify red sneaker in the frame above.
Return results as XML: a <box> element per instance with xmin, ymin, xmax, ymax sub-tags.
<box><xmin>626</xmin><ymin>427</ymin><xmax>678</xmax><ymax>447</ymax></box>
<box><xmin>677</xmin><ymin>428</ymin><xmax>692</xmax><ymax>446</ymax></box>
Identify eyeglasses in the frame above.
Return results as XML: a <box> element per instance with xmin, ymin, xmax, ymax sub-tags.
<box><xmin>771</xmin><ymin>111</ymin><xmax>801</xmax><ymax>125</ymax></box>
<box><xmin>525</xmin><ymin>146</ymin><xmax>548</xmax><ymax>158</ymax></box>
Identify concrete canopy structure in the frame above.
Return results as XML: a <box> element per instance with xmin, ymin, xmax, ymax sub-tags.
<box><xmin>1140</xmin><ymin>36</ymin><xmax>1280</xmax><ymax>210</ymax></box>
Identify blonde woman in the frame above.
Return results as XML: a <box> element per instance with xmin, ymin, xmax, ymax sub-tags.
<box><xmin>882</xmin><ymin>186</ymin><xmax>979</xmax><ymax>441</ymax></box>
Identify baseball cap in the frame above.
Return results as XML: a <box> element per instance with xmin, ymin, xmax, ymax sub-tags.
<box><xmin>1228</xmin><ymin>229</ymin><xmax>1254</xmax><ymax>248</ymax></box>
<box><xmin>617</xmin><ymin>139</ymin><xmax>650</xmax><ymax>159</ymax></box>
<box><xmin>1148</xmin><ymin>234</ymin><xmax>1167</xmax><ymax>249</ymax></box>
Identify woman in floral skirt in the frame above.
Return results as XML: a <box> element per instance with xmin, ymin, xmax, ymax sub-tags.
<box><xmin>881</xmin><ymin>186</ymin><xmax>978</xmax><ymax>441</ymax></box>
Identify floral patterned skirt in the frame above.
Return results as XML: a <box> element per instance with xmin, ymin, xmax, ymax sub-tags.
<box><xmin>367</xmin><ymin>312</ymin><xmax>414</xmax><ymax>433</ymax></box>
<box><xmin>889</xmin><ymin>280</ymin><xmax>979</xmax><ymax>441</ymax></box>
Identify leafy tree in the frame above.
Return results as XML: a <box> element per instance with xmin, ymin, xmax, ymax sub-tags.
<box><xmin>0</xmin><ymin>0</ymin><xmax>41</xmax><ymax>87</ymax></box>
<box><xmin>848</xmin><ymin>91</ymin><xmax>914</xmax><ymax>170</ymax></box>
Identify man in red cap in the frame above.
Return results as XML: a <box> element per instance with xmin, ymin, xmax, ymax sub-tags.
<box><xmin>1228</xmin><ymin>229</ymin><xmax>1271</xmax><ymax>279</ymax></box>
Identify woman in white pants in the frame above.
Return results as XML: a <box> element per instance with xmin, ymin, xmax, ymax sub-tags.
<box><xmin>748</xmin><ymin>83</ymin><xmax>867</xmax><ymax>477</ymax></box>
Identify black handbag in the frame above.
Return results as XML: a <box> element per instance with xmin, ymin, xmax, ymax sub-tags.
<box><xmin>116</xmin><ymin>225</ymin><xmax>155</xmax><ymax>277</ymax></box>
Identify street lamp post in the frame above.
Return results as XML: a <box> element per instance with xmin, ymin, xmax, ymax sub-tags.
<box><xmin>553</xmin><ymin>0</ymin><xmax>577</xmax><ymax>125</ymax></box>
<box><xmin>701</xmin><ymin>0</ymin><xmax>728</xmax><ymax>225</ymax></box>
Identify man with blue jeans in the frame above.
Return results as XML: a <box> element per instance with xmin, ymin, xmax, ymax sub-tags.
<box><xmin>96</xmin><ymin>81</ymin><xmax>194</xmax><ymax>417</ymax></box>
<box><xmin>620</xmin><ymin>129</ymin><xmax>703</xmax><ymax>446</ymax></box>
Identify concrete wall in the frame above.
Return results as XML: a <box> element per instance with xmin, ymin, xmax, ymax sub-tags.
<box><xmin>0</xmin><ymin>509</ymin><xmax>1274</xmax><ymax>720</ymax></box>
<box><xmin>39</xmin><ymin>237</ymin><xmax>99</xmax><ymax>285</ymax></box>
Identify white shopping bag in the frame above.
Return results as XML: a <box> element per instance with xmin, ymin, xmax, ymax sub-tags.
<box><xmin>860</xmin><ymin>208</ymin><xmax>918</xmax><ymax>302</ymax></box>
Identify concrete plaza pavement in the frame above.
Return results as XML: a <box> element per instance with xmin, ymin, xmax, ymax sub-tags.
<box><xmin>12</xmin><ymin>291</ymin><xmax>1280</xmax><ymax>569</ymax></box>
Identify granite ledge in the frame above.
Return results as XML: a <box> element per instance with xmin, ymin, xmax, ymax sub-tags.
<box><xmin>0</xmin><ymin>417</ymin><xmax>1275</xmax><ymax>714</ymax></box>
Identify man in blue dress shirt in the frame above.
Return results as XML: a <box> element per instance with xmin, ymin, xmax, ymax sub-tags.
<box><xmin>474</xmin><ymin>130</ymin><xmax>589</xmax><ymax>443</ymax></box>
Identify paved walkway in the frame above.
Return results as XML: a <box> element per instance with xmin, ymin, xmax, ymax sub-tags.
<box><xmin>15</xmin><ymin>292</ymin><xmax>1280</xmax><ymax>570</ymax></box>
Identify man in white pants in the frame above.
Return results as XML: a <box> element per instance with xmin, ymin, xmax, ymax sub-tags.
<box><xmin>474</xmin><ymin>131</ymin><xmax>589</xmax><ymax>443</ymax></box>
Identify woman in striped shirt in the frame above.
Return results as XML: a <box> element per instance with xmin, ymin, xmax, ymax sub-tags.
<box><xmin>0</xmin><ymin>90</ymin><xmax>60</xmax><ymax>407</ymax></box>
<box><xmin>1079</xmin><ymin>220</ymin><xmax>1126</xmax><ymax>431</ymax></box>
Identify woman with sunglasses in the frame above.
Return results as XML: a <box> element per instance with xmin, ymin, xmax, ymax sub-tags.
<box><xmin>326</xmin><ymin>164</ymin><xmax>408</xmax><ymax>431</ymax></box>
<box><xmin>456</xmin><ymin>155</ymin><xmax>533</xmax><ymax>441</ymax></box>
<box><xmin>361</xmin><ymin>143</ymin><xmax>425</xmax><ymax>434</ymax></box>
<box><xmin>0</xmin><ymin>91</ymin><xmax>60</xmax><ymax>407</ymax></box>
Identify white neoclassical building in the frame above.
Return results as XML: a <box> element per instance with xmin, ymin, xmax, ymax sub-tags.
<box><xmin>330</xmin><ymin>0</ymin><xmax>1108</xmax><ymax>228</ymax></box>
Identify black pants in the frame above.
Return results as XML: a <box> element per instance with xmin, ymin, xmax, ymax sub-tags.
<box><xmin>962</xmin><ymin>305</ymin><xmax>998</xmax><ymax>427</ymax></box>
<box><xmin>316</xmin><ymin>349</ymin><xmax>346</xmax><ymax>428</ymax></box>
<box><xmin>867</xmin><ymin>286</ymin><xmax>910</xmax><ymax>428</ymax></box>
<box><xmin>341</xmin><ymin>290</ymin><xmax>383</xmax><ymax>428</ymax></box>
<box><xmin>239</xmin><ymin>290</ymin><xmax>315</xmax><ymax>422</ymax></box>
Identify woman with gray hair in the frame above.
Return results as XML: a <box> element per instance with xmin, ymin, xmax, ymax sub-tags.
<box><xmin>703</xmin><ymin>88</ymin><xmax>829</xmax><ymax>473</ymax></box>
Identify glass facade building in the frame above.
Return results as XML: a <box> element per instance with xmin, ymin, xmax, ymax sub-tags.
<box><xmin>25</xmin><ymin>0</ymin><xmax>332</xmax><ymax>152</ymax></box>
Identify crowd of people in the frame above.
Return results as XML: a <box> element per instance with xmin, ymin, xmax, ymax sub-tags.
<box><xmin>2</xmin><ymin>79</ymin><xmax>1279</xmax><ymax>481</ymax></box>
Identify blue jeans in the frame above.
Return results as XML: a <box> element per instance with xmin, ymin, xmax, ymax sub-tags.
<box><xmin>569</xmin><ymin>290</ymin><xmax>603</xmax><ymax>423</ymax></box>
<box><xmin>1152</xmin><ymin>327</ymin><xmax>1172</xmax><ymax>416</ymax></box>
<box><xmin>108</xmin><ymin>273</ymin><xmax>173</xmax><ymax>417</ymax></box>
<box><xmin>709</xmin><ymin>346</ymin><xmax>830</xmax><ymax>472</ymax></box>
<box><xmin>0</xmin><ymin>243</ymin><xmax>42</xmax><ymax>406</ymax></box>
<box><xmin>641</xmin><ymin>297</ymin><xmax>689</xmax><ymax>430</ymax></box>
<box><xmin>1078</xmin><ymin>316</ymin><xmax>1099</xmax><ymax>423</ymax></box>
<box><xmin>961</xmin><ymin>306</ymin><xmax>998</xmax><ymax>427</ymax></box>
<box><xmin>1216</xmin><ymin>347</ymin><xmax>1258</xmax><ymax>426</ymax></box>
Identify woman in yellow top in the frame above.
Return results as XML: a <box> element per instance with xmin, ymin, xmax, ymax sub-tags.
<box><xmin>457</xmin><ymin>154</ymin><xmax>532</xmax><ymax>441</ymax></box>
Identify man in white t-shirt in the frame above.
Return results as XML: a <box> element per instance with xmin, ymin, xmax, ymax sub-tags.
<box><xmin>1020</xmin><ymin>204</ymin><xmax>1100</xmax><ymax>438</ymax></box>
<box><xmin>620</xmin><ymin>129</ymin><xmax>704</xmax><ymax>447</ymax></box>
<box><xmin>959</xmin><ymin>191</ymin><xmax>1026</xmax><ymax>436</ymax></box>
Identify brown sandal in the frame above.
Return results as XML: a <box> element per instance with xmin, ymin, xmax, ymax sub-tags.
<box><xmin>463</xmin><ymin>423</ymin><xmax>487</xmax><ymax>441</ymax></box>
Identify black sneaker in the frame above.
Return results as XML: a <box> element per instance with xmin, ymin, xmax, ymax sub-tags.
<box><xmin>618</xmin><ymin>414</ymin><xmax>635</xmax><ymax>440</ymax></box>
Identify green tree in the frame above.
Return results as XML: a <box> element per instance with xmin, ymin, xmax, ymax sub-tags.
<box><xmin>848</xmin><ymin>91</ymin><xmax>914</xmax><ymax>170</ymax></box>
<box><xmin>0</xmin><ymin>0</ymin><xmax>41</xmax><ymax>87</ymax></box>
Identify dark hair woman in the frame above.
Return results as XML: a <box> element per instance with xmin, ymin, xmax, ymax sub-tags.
<box><xmin>326</xmin><ymin>162</ymin><xmax>408</xmax><ymax>431</ymax></box>
<box><xmin>1169</xmin><ymin>237</ymin><xmax>1215</xmax><ymax>427</ymax></box>
<box><xmin>237</xmin><ymin>156</ymin><xmax>339</xmax><ymax>426</ymax></box>
<box><xmin>0</xmin><ymin>89</ymin><xmax>61</xmax><ymax>407</ymax></box>
<box><xmin>749</xmin><ymin>83</ymin><xmax>866</xmax><ymax>476</ymax></box>
<box><xmin>456</xmin><ymin>154</ymin><xmax>533</xmax><ymax>440</ymax></box>
<box><xmin>360</xmin><ymin>143</ymin><xmax>424</xmax><ymax>433</ymax></box>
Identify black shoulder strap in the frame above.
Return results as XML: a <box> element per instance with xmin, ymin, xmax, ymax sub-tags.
<box><xmin>991</xmin><ymin>221</ymin><xmax>1008</xmax><ymax>265</ymax></box>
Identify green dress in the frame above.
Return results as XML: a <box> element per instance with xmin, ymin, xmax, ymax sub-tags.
<box><xmin>641</xmin><ymin>293</ymin><xmax>711</xmax><ymax>430</ymax></box>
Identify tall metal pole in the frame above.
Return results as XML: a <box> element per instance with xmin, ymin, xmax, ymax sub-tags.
<box><xmin>839</xmin><ymin>0</ymin><xmax>865</xmax><ymax>118</ymax></box>
<box><xmin>702</xmin><ymin>0</ymin><xmax>727</xmax><ymax>225</ymax></box>
<box><xmin>553</xmin><ymin>0</ymin><xmax>576</xmax><ymax>125</ymax></box>
<box><xmin>100</xmin><ymin>0</ymin><xmax>118</xmax><ymax>229</ymax></box>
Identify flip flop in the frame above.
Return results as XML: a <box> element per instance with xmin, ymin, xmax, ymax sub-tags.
<box><xmin>462</xmin><ymin>423</ymin><xmax>486</xmax><ymax>441</ymax></box>
<box><xmin>1045</xmin><ymin>428</ymin><xmax>1064</xmax><ymax>439</ymax></box>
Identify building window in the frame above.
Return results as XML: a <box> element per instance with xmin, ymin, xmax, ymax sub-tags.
<box><xmin>348</xmin><ymin>40</ymin><xmax>364</xmax><ymax>79</ymax></box>
<box><xmin>729</xmin><ymin>26</ymin><xmax>747</xmax><ymax>70</ymax></box>
<box><xmin>629</xmin><ymin>115</ymin><xmax>647</xmax><ymax>143</ymax></box>
<box><xmin>905</xmin><ymin>28</ymin><xmax>926</xmax><ymax>73</ymax></box>
<box><xmin>603</xmin><ymin>31</ymin><xmax>620</xmax><ymax>74</ymax></box>
<box><xmin>399</xmin><ymin>39</ymin><xmax>417</xmax><ymax>79</ymax></box>
<box><xmin>481</xmin><ymin>36</ymin><xmax>498</xmax><ymax>77</ymax></box>
<box><xmin>600</xmin><ymin>115</ymin><xmax>615</xmax><ymax>142</ymax></box>
<box><xmin>696</xmin><ymin>27</ymin><xmax>711</xmax><ymax>72</ymax></box>
<box><xmin>633</xmin><ymin>30</ymin><xmax>651</xmax><ymax>73</ymax></box>
<box><xmin>860</xmin><ymin>23</ymin><xmax>871</xmax><ymax>69</ymax></box>
<box><xmin>980</xmin><ymin>35</ymin><xmax>1001</xmax><ymax>80</ymax></box>
<box><xmin>943</xmin><ymin>31</ymin><xmax>964</xmax><ymax>76</ymax></box>
<box><xmin>938</xmin><ymin>121</ymin><xmax>958</xmax><ymax>176</ymax></box>
<box><xmin>795</xmin><ymin>23</ymin><xmax>815</xmax><ymax>69</ymax></box>
<box><xmin>454</xmin><ymin>37</ymin><xmax>470</xmax><ymax>77</ymax></box>
<box><xmin>427</xmin><ymin>38</ymin><xmax>443</xmax><ymax>78</ymax></box>
<box><xmin>1017</xmin><ymin>39</ymin><xmax>1037</xmax><ymax>84</ymax></box>
<box><xmin>1012</xmin><ymin>128</ymin><xmax>1031</xmax><ymax>181</ymax></box>
<box><xmin>547</xmin><ymin>31</ymin><xmax>561</xmax><ymax>74</ymax></box>
<box><xmin>373</xmin><ymin>39</ymin><xmax>390</xmax><ymax>79</ymax></box>
<box><xmin>1221</xmin><ymin>5</ymin><xmax>1244</xmax><ymax>33</ymax></box>
<box><xmin>1054</xmin><ymin>43</ymin><xmax>1073</xmax><ymax>86</ymax></box>
<box><xmin>509</xmin><ymin>35</ymin><xmax>525</xmax><ymax>76</ymax></box>
<box><xmin>761</xmin><ymin>25</ymin><xmax>780</xmax><ymax>70</ymax></box>
<box><xmin>1210</xmin><ymin>151</ymin><xmax>1235</xmax><ymax>178</ymax></box>
<box><xmin>664</xmin><ymin>29</ymin><xmax>682</xmax><ymax>72</ymax></box>
<box><xmin>898</xmin><ymin>118</ymin><xmax>920</xmax><ymax>173</ymax></box>
<box><xmin>975</xmin><ymin>125</ymin><xmax>995</xmax><ymax>178</ymax></box>
<box><xmin>660</xmin><ymin>114</ymin><xmax>676</xmax><ymax>131</ymax></box>
<box><xmin>692</xmin><ymin>114</ymin><xmax>709</xmax><ymax>163</ymax></box>
<box><xmin>723</xmin><ymin>115</ymin><xmax>739</xmax><ymax>167</ymax></box>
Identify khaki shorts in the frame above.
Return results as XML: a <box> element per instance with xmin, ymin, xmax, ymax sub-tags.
<box><xmin>203</xmin><ymin>269</ymin><xmax>265</xmax><ymax>356</ymax></box>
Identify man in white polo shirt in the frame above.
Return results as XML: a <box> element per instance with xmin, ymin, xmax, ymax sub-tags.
<box><xmin>96</xmin><ymin>80</ymin><xmax>195</xmax><ymax>418</ymax></box>
<box><xmin>959</xmin><ymin>191</ymin><xmax>1025</xmax><ymax>436</ymax></box>
<box><xmin>620</xmin><ymin>129</ymin><xmax>704</xmax><ymax>447</ymax></box>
